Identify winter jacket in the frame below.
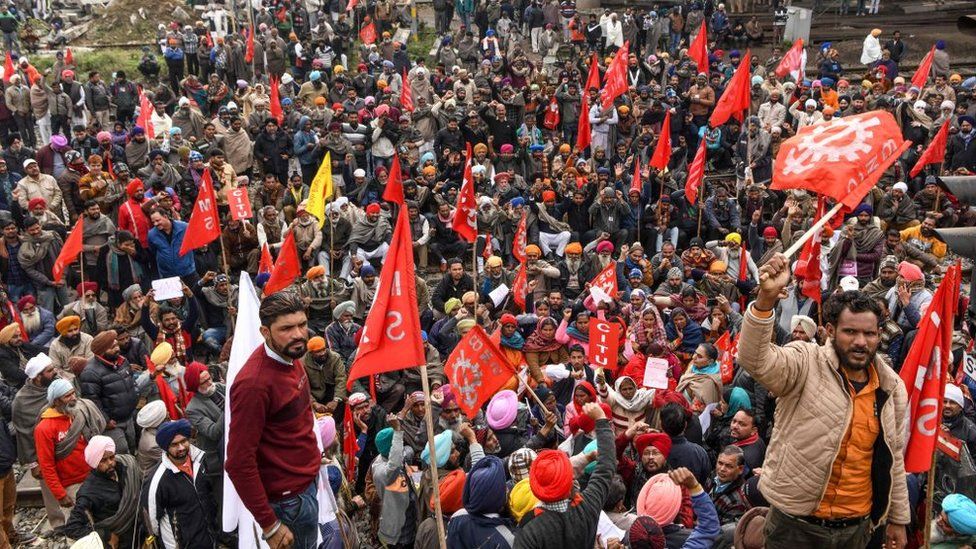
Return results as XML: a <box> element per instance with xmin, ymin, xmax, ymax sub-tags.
<box><xmin>147</xmin><ymin>220</ymin><xmax>197</xmax><ymax>278</ymax></box>
<box><xmin>185</xmin><ymin>385</ymin><xmax>225</xmax><ymax>476</ymax></box>
<box><xmin>142</xmin><ymin>446</ymin><xmax>218</xmax><ymax>549</ymax></box>
<box><xmin>737</xmin><ymin>306</ymin><xmax>911</xmax><ymax>527</ymax></box>
<box><xmin>0</xmin><ymin>379</ymin><xmax>17</xmax><ymax>476</ymax></box>
<box><xmin>79</xmin><ymin>355</ymin><xmax>140</xmax><ymax>423</ymax></box>
<box><xmin>35</xmin><ymin>407</ymin><xmax>91</xmax><ymax>500</ymax></box>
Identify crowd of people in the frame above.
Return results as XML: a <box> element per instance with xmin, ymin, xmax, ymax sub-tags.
<box><xmin>0</xmin><ymin>0</ymin><xmax>971</xmax><ymax>548</ymax></box>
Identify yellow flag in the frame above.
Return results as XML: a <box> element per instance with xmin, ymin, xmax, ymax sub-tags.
<box><xmin>306</xmin><ymin>151</ymin><xmax>333</xmax><ymax>228</ymax></box>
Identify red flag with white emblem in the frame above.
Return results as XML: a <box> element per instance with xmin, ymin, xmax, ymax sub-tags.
<box><xmin>445</xmin><ymin>326</ymin><xmax>517</xmax><ymax>418</ymax></box>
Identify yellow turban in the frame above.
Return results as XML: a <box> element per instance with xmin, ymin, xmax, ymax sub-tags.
<box><xmin>151</xmin><ymin>342</ymin><xmax>174</xmax><ymax>365</ymax></box>
<box><xmin>56</xmin><ymin>315</ymin><xmax>81</xmax><ymax>335</ymax></box>
<box><xmin>0</xmin><ymin>324</ymin><xmax>19</xmax><ymax>345</ymax></box>
<box><xmin>509</xmin><ymin>479</ymin><xmax>538</xmax><ymax>522</ymax></box>
<box><xmin>486</xmin><ymin>255</ymin><xmax>503</xmax><ymax>268</ymax></box>
<box><xmin>870</xmin><ymin>28</ymin><xmax>882</xmax><ymax>37</ymax></box>
<box><xmin>725</xmin><ymin>232</ymin><xmax>742</xmax><ymax>245</ymax></box>
<box><xmin>457</xmin><ymin>318</ymin><xmax>476</xmax><ymax>332</ymax></box>
<box><xmin>307</xmin><ymin>336</ymin><xmax>326</xmax><ymax>352</ymax></box>
<box><xmin>525</xmin><ymin>244</ymin><xmax>542</xmax><ymax>257</ymax></box>
<box><xmin>306</xmin><ymin>265</ymin><xmax>326</xmax><ymax>280</ymax></box>
<box><xmin>709</xmin><ymin>260</ymin><xmax>728</xmax><ymax>274</ymax></box>
<box><xmin>422</xmin><ymin>165</ymin><xmax>437</xmax><ymax>176</ymax></box>
<box><xmin>565</xmin><ymin>242</ymin><xmax>583</xmax><ymax>255</ymax></box>
<box><xmin>474</xmin><ymin>143</ymin><xmax>489</xmax><ymax>155</ymax></box>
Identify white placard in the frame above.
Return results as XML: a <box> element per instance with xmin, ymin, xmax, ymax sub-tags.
<box><xmin>699</xmin><ymin>402</ymin><xmax>720</xmax><ymax>433</ymax></box>
<box><xmin>489</xmin><ymin>283</ymin><xmax>510</xmax><ymax>307</ymax></box>
<box><xmin>597</xmin><ymin>511</ymin><xmax>625</xmax><ymax>547</ymax></box>
<box><xmin>152</xmin><ymin>277</ymin><xmax>183</xmax><ymax>301</ymax></box>
<box><xmin>643</xmin><ymin>357</ymin><xmax>670</xmax><ymax>389</ymax></box>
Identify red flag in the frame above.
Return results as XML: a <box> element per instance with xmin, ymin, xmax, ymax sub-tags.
<box><xmin>688</xmin><ymin>21</ymin><xmax>709</xmax><ymax>74</ymax></box>
<box><xmin>512</xmin><ymin>210</ymin><xmax>527</xmax><ymax>264</ymax></box>
<box><xmin>52</xmin><ymin>217</ymin><xmax>84</xmax><ymax>283</ymax></box>
<box><xmin>342</xmin><ymin>402</ymin><xmax>358</xmax><ymax>482</ymax></box>
<box><xmin>482</xmin><ymin>233</ymin><xmax>494</xmax><ymax>260</ymax></box>
<box><xmin>138</xmin><ymin>91</ymin><xmax>155</xmax><ymax>139</ymax></box>
<box><xmin>346</xmin><ymin>206</ymin><xmax>426</xmax><ymax>389</ymax></box>
<box><xmin>512</xmin><ymin>262</ymin><xmax>527</xmax><ymax>311</ymax></box>
<box><xmin>400</xmin><ymin>70</ymin><xmax>414</xmax><ymax>113</ymax></box>
<box><xmin>345</xmin><ymin>0</ymin><xmax>357</xmax><ymax>10</ymax></box>
<box><xmin>910</xmin><ymin>118</ymin><xmax>950</xmax><ymax>177</ymax></box>
<box><xmin>775</xmin><ymin>39</ymin><xmax>805</xmax><ymax>80</ymax></box>
<box><xmin>584</xmin><ymin>53</ymin><xmax>601</xmax><ymax>92</ymax></box>
<box><xmin>258</xmin><ymin>242</ymin><xmax>273</xmax><ymax>275</ymax></box>
<box><xmin>227</xmin><ymin>187</ymin><xmax>253</xmax><ymax>221</ymax></box>
<box><xmin>629</xmin><ymin>155</ymin><xmax>642</xmax><ymax>195</ymax></box>
<box><xmin>901</xmin><ymin>262</ymin><xmax>961</xmax><ymax>473</ymax></box>
<box><xmin>453</xmin><ymin>144</ymin><xmax>477</xmax><ymax>242</ymax></box>
<box><xmin>245</xmin><ymin>25</ymin><xmax>255</xmax><ymax>64</ymax></box>
<box><xmin>709</xmin><ymin>51</ymin><xmax>753</xmax><ymax>128</ymax></box>
<box><xmin>264</xmin><ymin>231</ymin><xmax>301</xmax><ymax>294</ymax></box>
<box><xmin>715</xmin><ymin>331</ymin><xmax>738</xmax><ymax>385</ymax></box>
<box><xmin>3</xmin><ymin>52</ymin><xmax>12</xmax><ymax>84</ymax></box>
<box><xmin>588</xmin><ymin>318</ymin><xmax>622</xmax><ymax>372</ymax></box>
<box><xmin>359</xmin><ymin>21</ymin><xmax>377</xmax><ymax>44</ymax></box>
<box><xmin>105</xmin><ymin>156</ymin><xmax>115</xmax><ymax>179</ymax></box>
<box><xmin>736</xmin><ymin>242</ymin><xmax>751</xmax><ymax>309</ymax></box>
<box><xmin>649</xmin><ymin>110</ymin><xmax>672</xmax><ymax>170</ymax></box>
<box><xmin>576</xmin><ymin>95</ymin><xmax>592</xmax><ymax>152</ymax></box>
<box><xmin>600</xmin><ymin>41</ymin><xmax>629</xmax><ymax>110</ymax></box>
<box><xmin>64</xmin><ymin>48</ymin><xmax>74</xmax><ymax>66</ymax></box>
<box><xmin>445</xmin><ymin>325</ymin><xmax>517</xmax><ymax>418</ymax></box>
<box><xmin>178</xmin><ymin>170</ymin><xmax>221</xmax><ymax>256</ymax></box>
<box><xmin>382</xmin><ymin>152</ymin><xmax>406</xmax><ymax>205</ymax></box>
<box><xmin>685</xmin><ymin>138</ymin><xmax>707</xmax><ymax>205</ymax></box>
<box><xmin>589</xmin><ymin>261</ymin><xmax>618</xmax><ymax>297</ymax></box>
<box><xmin>543</xmin><ymin>96</ymin><xmax>560</xmax><ymax>130</ymax></box>
<box><xmin>269</xmin><ymin>75</ymin><xmax>284</xmax><ymax>124</ymax></box>
<box><xmin>912</xmin><ymin>45</ymin><xmax>935</xmax><ymax>91</ymax></box>
<box><xmin>771</xmin><ymin>111</ymin><xmax>912</xmax><ymax>211</ymax></box>
<box><xmin>794</xmin><ymin>222</ymin><xmax>822</xmax><ymax>304</ymax></box>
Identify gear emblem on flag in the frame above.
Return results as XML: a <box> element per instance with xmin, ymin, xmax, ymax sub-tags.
<box><xmin>451</xmin><ymin>351</ymin><xmax>483</xmax><ymax>410</ymax></box>
<box><xmin>781</xmin><ymin>115</ymin><xmax>881</xmax><ymax>175</ymax></box>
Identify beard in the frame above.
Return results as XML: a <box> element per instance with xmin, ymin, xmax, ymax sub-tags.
<box><xmin>598</xmin><ymin>255</ymin><xmax>612</xmax><ymax>268</ymax></box>
<box><xmin>438</xmin><ymin>415</ymin><xmax>462</xmax><ymax>432</ymax></box>
<box><xmin>921</xmin><ymin>227</ymin><xmax>935</xmax><ymax>237</ymax></box>
<box><xmin>103</xmin><ymin>352</ymin><xmax>119</xmax><ymax>362</ymax></box>
<box><xmin>832</xmin><ymin>338</ymin><xmax>876</xmax><ymax>372</ymax></box>
<box><xmin>566</xmin><ymin>258</ymin><xmax>581</xmax><ymax>271</ymax></box>
<box><xmin>199</xmin><ymin>384</ymin><xmax>217</xmax><ymax>396</ymax></box>
<box><xmin>61</xmin><ymin>334</ymin><xmax>81</xmax><ymax>347</ymax></box>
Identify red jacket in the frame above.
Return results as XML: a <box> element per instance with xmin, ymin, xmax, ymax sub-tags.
<box><xmin>34</xmin><ymin>408</ymin><xmax>90</xmax><ymax>500</ymax></box>
<box><xmin>117</xmin><ymin>198</ymin><xmax>151</xmax><ymax>248</ymax></box>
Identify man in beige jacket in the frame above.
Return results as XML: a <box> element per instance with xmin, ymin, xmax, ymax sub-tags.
<box><xmin>738</xmin><ymin>252</ymin><xmax>909</xmax><ymax>549</ymax></box>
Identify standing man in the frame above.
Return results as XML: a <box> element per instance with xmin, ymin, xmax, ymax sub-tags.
<box><xmin>79</xmin><ymin>330</ymin><xmax>142</xmax><ymax>454</ymax></box>
<box><xmin>183</xmin><ymin>362</ymin><xmax>226</xmax><ymax>503</ymax></box>
<box><xmin>226</xmin><ymin>292</ymin><xmax>320</xmax><ymax>549</ymax></box>
<box><xmin>12</xmin><ymin>354</ymin><xmax>62</xmax><ymax>529</ymax></box>
<box><xmin>738</xmin><ymin>252</ymin><xmax>909</xmax><ymax>548</ymax></box>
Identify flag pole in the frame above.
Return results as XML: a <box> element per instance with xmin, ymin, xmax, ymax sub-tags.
<box><xmin>923</xmin><ymin>425</ymin><xmax>938</xmax><ymax>549</ymax></box>
<box><xmin>472</xmin><ymin>240</ymin><xmax>478</xmax><ymax>291</ymax></box>
<box><xmin>759</xmin><ymin>201</ymin><xmax>844</xmax><ymax>284</ymax></box>
<box><xmin>419</xmin><ymin>364</ymin><xmax>448</xmax><ymax>549</ymax></box>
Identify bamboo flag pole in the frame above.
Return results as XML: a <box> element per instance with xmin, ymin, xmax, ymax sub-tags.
<box><xmin>758</xmin><ymin>201</ymin><xmax>844</xmax><ymax>282</ymax></box>
<box><xmin>419</xmin><ymin>365</ymin><xmax>448</xmax><ymax>549</ymax></box>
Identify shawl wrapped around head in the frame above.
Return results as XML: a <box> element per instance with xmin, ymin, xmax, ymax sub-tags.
<box><xmin>17</xmin><ymin>230</ymin><xmax>59</xmax><ymax>268</ymax></box>
<box><xmin>522</xmin><ymin>317</ymin><xmax>563</xmax><ymax>353</ymax></box>
<box><xmin>348</xmin><ymin>214</ymin><xmax>392</xmax><ymax>247</ymax></box>
<box><xmin>608</xmin><ymin>375</ymin><xmax>656</xmax><ymax>414</ymax></box>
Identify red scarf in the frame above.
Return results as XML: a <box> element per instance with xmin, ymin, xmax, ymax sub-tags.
<box><xmin>732</xmin><ymin>432</ymin><xmax>759</xmax><ymax>448</ymax></box>
<box><xmin>149</xmin><ymin>361</ymin><xmax>188</xmax><ymax>419</ymax></box>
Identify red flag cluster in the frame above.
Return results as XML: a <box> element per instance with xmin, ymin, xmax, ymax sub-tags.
<box><xmin>901</xmin><ymin>262</ymin><xmax>961</xmax><ymax>473</ymax></box>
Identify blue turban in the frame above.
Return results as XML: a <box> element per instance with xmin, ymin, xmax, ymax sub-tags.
<box><xmin>360</xmin><ymin>264</ymin><xmax>376</xmax><ymax>277</ymax></box>
<box><xmin>421</xmin><ymin>430</ymin><xmax>453</xmax><ymax>467</ymax></box>
<box><xmin>510</xmin><ymin>197</ymin><xmax>525</xmax><ymax>208</ymax></box>
<box><xmin>729</xmin><ymin>49</ymin><xmax>740</xmax><ymax>58</ymax></box>
<box><xmin>853</xmin><ymin>203</ymin><xmax>873</xmax><ymax>216</ymax></box>
<box><xmin>463</xmin><ymin>455</ymin><xmax>506</xmax><ymax>514</ymax></box>
<box><xmin>629</xmin><ymin>268</ymin><xmax>643</xmax><ymax>279</ymax></box>
<box><xmin>130</xmin><ymin>126</ymin><xmax>145</xmax><ymax>136</ymax></box>
<box><xmin>821</xmin><ymin>77</ymin><xmax>835</xmax><ymax>88</ymax></box>
<box><xmin>281</xmin><ymin>97</ymin><xmax>293</xmax><ymax>106</ymax></box>
<box><xmin>420</xmin><ymin>151</ymin><xmax>436</xmax><ymax>164</ymax></box>
<box><xmin>582</xmin><ymin>439</ymin><xmax>599</xmax><ymax>474</ymax></box>
<box><xmin>149</xmin><ymin>149</ymin><xmax>165</xmax><ymax>160</ymax></box>
<box><xmin>375</xmin><ymin>427</ymin><xmax>394</xmax><ymax>458</ymax></box>
<box><xmin>959</xmin><ymin>115</ymin><xmax>976</xmax><ymax>126</ymax></box>
<box><xmin>421</xmin><ymin>330</ymin><xmax>428</xmax><ymax>342</ymax></box>
<box><xmin>156</xmin><ymin>419</ymin><xmax>192</xmax><ymax>449</ymax></box>
<box><xmin>528</xmin><ymin>144</ymin><xmax>545</xmax><ymax>152</ymax></box>
<box><xmin>597</xmin><ymin>167</ymin><xmax>611</xmax><ymax>175</ymax></box>
<box><xmin>944</xmin><ymin>494</ymin><xmax>976</xmax><ymax>535</ymax></box>
<box><xmin>821</xmin><ymin>41</ymin><xmax>832</xmax><ymax>52</ymax></box>
<box><xmin>309</xmin><ymin>70</ymin><xmax>321</xmax><ymax>81</ymax></box>
<box><xmin>47</xmin><ymin>379</ymin><xmax>74</xmax><ymax>405</ymax></box>
<box><xmin>936</xmin><ymin>40</ymin><xmax>946</xmax><ymax>50</ymax></box>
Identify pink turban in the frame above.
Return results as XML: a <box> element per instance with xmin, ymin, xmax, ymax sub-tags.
<box><xmin>96</xmin><ymin>131</ymin><xmax>112</xmax><ymax>142</ymax></box>
<box><xmin>898</xmin><ymin>261</ymin><xmax>923</xmax><ymax>283</ymax></box>
<box><xmin>84</xmin><ymin>435</ymin><xmax>116</xmax><ymax>469</ymax></box>
<box><xmin>637</xmin><ymin>474</ymin><xmax>683</xmax><ymax>526</ymax></box>
<box><xmin>316</xmin><ymin>416</ymin><xmax>336</xmax><ymax>448</ymax></box>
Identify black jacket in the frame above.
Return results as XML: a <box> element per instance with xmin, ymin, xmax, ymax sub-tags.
<box><xmin>0</xmin><ymin>342</ymin><xmax>42</xmax><ymax>390</ymax></box>
<box><xmin>141</xmin><ymin>447</ymin><xmax>218</xmax><ymax>549</ymax></box>
<box><xmin>79</xmin><ymin>355</ymin><xmax>141</xmax><ymax>423</ymax></box>
<box><xmin>431</xmin><ymin>273</ymin><xmax>475</xmax><ymax>313</ymax></box>
<box><xmin>64</xmin><ymin>458</ymin><xmax>139</xmax><ymax>544</ymax></box>
<box><xmin>0</xmin><ymin>379</ymin><xmax>16</xmax><ymax>475</ymax></box>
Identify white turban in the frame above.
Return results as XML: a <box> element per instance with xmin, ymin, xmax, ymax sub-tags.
<box><xmin>137</xmin><ymin>400</ymin><xmax>168</xmax><ymax>428</ymax></box>
<box><xmin>25</xmin><ymin>353</ymin><xmax>52</xmax><ymax>379</ymax></box>
<box><xmin>790</xmin><ymin>315</ymin><xmax>817</xmax><ymax>340</ymax></box>
<box><xmin>946</xmin><ymin>384</ymin><xmax>965</xmax><ymax>408</ymax></box>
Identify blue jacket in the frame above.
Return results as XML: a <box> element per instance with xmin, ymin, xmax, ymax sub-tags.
<box><xmin>292</xmin><ymin>118</ymin><xmax>319</xmax><ymax>166</ymax></box>
<box><xmin>663</xmin><ymin>491</ymin><xmax>722</xmax><ymax>549</ymax></box>
<box><xmin>30</xmin><ymin>306</ymin><xmax>57</xmax><ymax>347</ymax></box>
<box><xmin>148</xmin><ymin>220</ymin><xmax>196</xmax><ymax>277</ymax></box>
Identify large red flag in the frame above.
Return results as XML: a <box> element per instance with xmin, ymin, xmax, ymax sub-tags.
<box><xmin>244</xmin><ymin>25</ymin><xmax>255</xmax><ymax>64</ymax></box>
<box><xmin>649</xmin><ymin>110</ymin><xmax>672</xmax><ymax>170</ymax></box>
<box><xmin>257</xmin><ymin>242</ymin><xmax>273</xmax><ymax>275</ymax></box>
<box><xmin>64</xmin><ymin>48</ymin><xmax>74</xmax><ymax>66</ymax></box>
<box><xmin>400</xmin><ymin>70</ymin><xmax>414</xmax><ymax>113</ymax></box>
<box><xmin>585</xmin><ymin>53</ymin><xmax>601</xmax><ymax>92</ymax></box>
<box><xmin>269</xmin><ymin>75</ymin><xmax>283</xmax><ymax>124</ymax></box>
<box><xmin>446</xmin><ymin>326</ymin><xmax>518</xmax><ymax>418</ymax></box>
<box><xmin>2</xmin><ymin>52</ymin><xmax>12</xmax><ymax>84</ymax></box>
<box><xmin>512</xmin><ymin>210</ymin><xmax>527</xmax><ymax>264</ymax></box>
<box><xmin>686</xmin><ymin>138</ymin><xmax>707</xmax><ymax>205</ymax></box>
<box><xmin>138</xmin><ymin>91</ymin><xmax>155</xmax><ymax>139</ymax></box>
<box><xmin>342</xmin><ymin>402</ymin><xmax>358</xmax><ymax>482</ymax></box>
<box><xmin>263</xmin><ymin>231</ymin><xmax>301</xmax><ymax>295</ymax></box>
<box><xmin>52</xmin><ymin>217</ymin><xmax>84</xmax><ymax>283</ymax></box>
<box><xmin>688</xmin><ymin>21</ymin><xmax>709</xmax><ymax>75</ymax></box>
<box><xmin>709</xmin><ymin>51</ymin><xmax>753</xmax><ymax>128</ymax></box>
<box><xmin>912</xmin><ymin>45</ymin><xmax>935</xmax><ymax>91</ymax></box>
<box><xmin>346</xmin><ymin>206</ymin><xmax>426</xmax><ymax>389</ymax></box>
<box><xmin>178</xmin><ymin>170</ymin><xmax>221</xmax><ymax>256</ymax></box>
<box><xmin>793</xmin><ymin>195</ymin><xmax>823</xmax><ymax>305</ymax></box>
<box><xmin>901</xmin><ymin>262</ymin><xmax>961</xmax><ymax>473</ymax></box>
<box><xmin>771</xmin><ymin>111</ymin><xmax>912</xmax><ymax>211</ymax></box>
<box><xmin>600</xmin><ymin>41</ymin><xmax>629</xmax><ymax>110</ymax></box>
<box><xmin>910</xmin><ymin>118</ymin><xmax>950</xmax><ymax>177</ymax></box>
<box><xmin>588</xmin><ymin>318</ymin><xmax>622</xmax><ymax>372</ymax></box>
<box><xmin>512</xmin><ymin>262</ymin><xmax>527</xmax><ymax>311</ymax></box>
<box><xmin>453</xmin><ymin>144</ymin><xmax>477</xmax><ymax>242</ymax></box>
<box><xmin>715</xmin><ymin>331</ymin><xmax>739</xmax><ymax>385</ymax></box>
<box><xmin>382</xmin><ymin>152</ymin><xmax>406</xmax><ymax>205</ymax></box>
<box><xmin>359</xmin><ymin>20</ymin><xmax>377</xmax><ymax>44</ymax></box>
<box><xmin>630</xmin><ymin>154</ymin><xmax>642</xmax><ymax>195</ymax></box>
<box><xmin>589</xmin><ymin>261</ymin><xmax>618</xmax><ymax>297</ymax></box>
<box><xmin>775</xmin><ymin>39</ymin><xmax>806</xmax><ymax>80</ymax></box>
<box><xmin>576</xmin><ymin>95</ymin><xmax>592</xmax><ymax>152</ymax></box>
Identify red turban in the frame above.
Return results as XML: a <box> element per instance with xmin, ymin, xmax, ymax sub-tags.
<box><xmin>126</xmin><ymin>178</ymin><xmax>145</xmax><ymax>198</ymax></box>
<box><xmin>762</xmin><ymin>226</ymin><xmax>778</xmax><ymax>238</ymax></box>
<box><xmin>16</xmin><ymin>295</ymin><xmax>35</xmax><ymax>311</ymax></box>
<box><xmin>430</xmin><ymin>469</ymin><xmax>466</xmax><ymax>514</ymax></box>
<box><xmin>77</xmin><ymin>282</ymin><xmax>98</xmax><ymax>297</ymax></box>
<box><xmin>183</xmin><ymin>362</ymin><xmax>208</xmax><ymax>394</ymax></box>
<box><xmin>27</xmin><ymin>197</ymin><xmax>46</xmax><ymax>210</ymax></box>
<box><xmin>634</xmin><ymin>433</ymin><xmax>672</xmax><ymax>459</ymax></box>
<box><xmin>500</xmin><ymin>313</ymin><xmax>518</xmax><ymax>326</ymax></box>
<box><xmin>575</xmin><ymin>403</ymin><xmax>612</xmax><ymax>434</ymax></box>
<box><xmin>365</xmin><ymin>203</ymin><xmax>381</xmax><ymax>215</ymax></box>
<box><xmin>530</xmin><ymin>449</ymin><xmax>574</xmax><ymax>502</ymax></box>
<box><xmin>542</xmin><ymin>190</ymin><xmax>556</xmax><ymax>202</ymax></box>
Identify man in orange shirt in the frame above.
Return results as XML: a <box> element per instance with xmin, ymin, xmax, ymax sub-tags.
<box><xmin>737</xmin><ymin>252</ymin><xmax>909</xmax><ymax>549</ymax></box>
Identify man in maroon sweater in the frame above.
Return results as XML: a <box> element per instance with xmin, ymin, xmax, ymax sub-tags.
<box><xmin>226</xmin><ymin>292</ymin><xmax>320</xmax><ymax>549</ymax></box>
